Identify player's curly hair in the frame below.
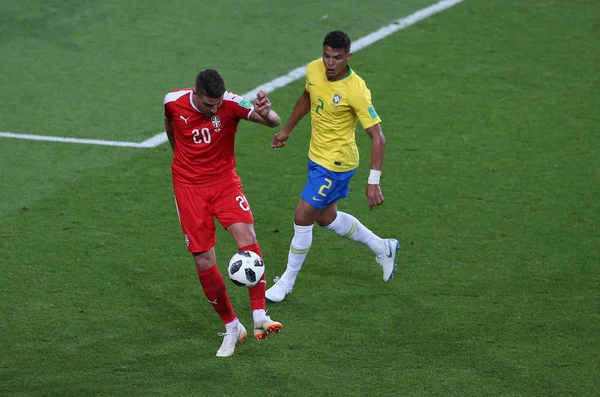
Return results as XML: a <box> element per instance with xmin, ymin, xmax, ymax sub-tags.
<box><xmin>323</xmin><ymin>30</ymin><xmax>351</xmax><ymax>53</ymax></box>
<box><xmin>196</xmin><ymin>69</ymin><xmax>226</xmax><ymax>98</ymax></box>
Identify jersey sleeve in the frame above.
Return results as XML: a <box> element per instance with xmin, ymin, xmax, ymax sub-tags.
<box><xmin>305</xmin><ymin>60</ymin><xmax>318</xmax><ymax>91</ymax></box>
<box><xmin>304</xmin><ymin>65</ymin><xmax>311</xmax><ymax>91</ymax></box>
<box><xmin>163</xmin><ymin>89</ymin><xmax>192</xmax><ymax>119</ymax></box>
<box><xmin>351</xmin><ymin>82</ymin><xmax>381</xmax><ymax>130</ymax></box>
<box><xmin>236</xmin><ymin>98</ymin><xmax>254</xmax><ymax>119</ymax></box>
<box><xmin>163</xmin><ymin>95</ymin><xmax>172</xmax><ymax>119</ymax></box>
<box><xmin>225</xmin><ymin>91</ymin><xmax>254</xmax><ymax>119</ymax></box>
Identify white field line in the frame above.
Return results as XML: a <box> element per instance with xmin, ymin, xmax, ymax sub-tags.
<box><xmin>0</xmin><ymin>0</ymin><xmax>464</xmax><ymax>148</ymax></box>
<box><xmin>0</xmin><ymin>132</ymin><xmax>146</xmax><ymax>147</ymax></box>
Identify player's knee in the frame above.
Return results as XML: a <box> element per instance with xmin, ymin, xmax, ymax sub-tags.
<box><xmin>294</xmin><ymin>212</ymin><xmax>315</xmax><ymax>226</ymax></box>
<box><xmin>193</xmin><ymin>250</ymin><xmax>216</xmax><ymax>270</ymax></box>
<box><xmin>316</xmin><ymin>208</ymin><xmax>337</xmax><ymax>227</ymax></box>
<box><xmin>227</xmin><ymin>222</ymin><xmax>257</xmax><ymax>247</ymax></box>
<box><xmin>194</xmin><ymin>258</ymin><xmax>215</xmax><ymax>272</ymax></box>
<box><xmin>316</xmin><ymin>214</ymin><xmax>335</xmax><ymax>227</ymax></box>
<box><xmin>294</xmin><ymin>202</ymin><xmax>319</xmax><ymax>226</ymax></box>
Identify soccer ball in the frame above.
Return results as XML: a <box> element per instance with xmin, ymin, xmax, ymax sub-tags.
<box><xmin>227</xmin><ymin>250</ymin><xmax>265</xmax><ymax>287</ymax></box>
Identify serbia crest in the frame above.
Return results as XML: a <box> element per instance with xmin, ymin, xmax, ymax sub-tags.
<box><xmin>211</xmin><ymin>115</ymin><xmax>222</xmax><ymax>132</ymax></box>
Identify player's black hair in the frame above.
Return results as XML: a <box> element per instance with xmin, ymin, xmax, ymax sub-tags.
<box><xmin>195</xmin><ymin>68</ymin><xmax>226</xmax><ymax>98</ymax></box>
<box><xmin>323</xmin><ymin>30</ymin><xmax>351</xmax><ymax>53</ymax></box>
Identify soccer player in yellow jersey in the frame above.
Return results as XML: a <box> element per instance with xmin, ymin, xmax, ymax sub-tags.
<box><xmin>266</xmin><ymin>30</ymin><xmax>399</xmax><ymax>303</ymax></box>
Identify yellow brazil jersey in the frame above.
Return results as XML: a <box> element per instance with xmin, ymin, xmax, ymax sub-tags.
<box><xmin>305</xmin><ymin>59</ymin><xmax>381</xmax><ymax>172</ymax></box>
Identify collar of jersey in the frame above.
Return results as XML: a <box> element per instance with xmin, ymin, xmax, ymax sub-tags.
<box><xmin>328</xmin><ymin>66</ymin><xmax>353</xmax><ymax>82</ymax></box>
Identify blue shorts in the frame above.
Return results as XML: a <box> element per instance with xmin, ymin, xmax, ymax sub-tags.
<box><xmin>300</xmin><ymin>160</ymin><xmax>357</xmax><ymax>210</ymax></box>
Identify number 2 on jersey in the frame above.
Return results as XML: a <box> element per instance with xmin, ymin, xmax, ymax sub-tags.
<box><xmin>315</xmin><ymin>98</ymin><xmax>324</xmax><ymax>115</ymax></box>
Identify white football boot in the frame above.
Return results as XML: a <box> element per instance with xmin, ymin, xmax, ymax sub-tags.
<box><xmin>254</xmin><ymin>315</ymin><xmax>283</xmax><ymax>340</ymax></box>
<box><xmin>265</xmin><ymin>276</ymin><xmax>294</xmax><ymax>303</ymax></box>
<box><xmin>375</xmin><ymin>238</ymin><xmax>400</xmax><ymax>282</ymax></box>
<box><xmin>216</xmin><ymin>322</ymin><xmax>247</xmax><ymax>357</ymax></box>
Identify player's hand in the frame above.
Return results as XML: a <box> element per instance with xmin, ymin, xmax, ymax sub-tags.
<box><xmin>254</xmin><ymin>90</ymin><xmax>272</xmax><ymax>119</ymax></box>
<box><xmin>271</xmin><ymin>131</ymin><xmax>290</xmax><ymax>148</ymax></box>
<box><xmin>366</xmin><ymin>184</ymin><xmax>384</xmax><ymax>210</ymax></box>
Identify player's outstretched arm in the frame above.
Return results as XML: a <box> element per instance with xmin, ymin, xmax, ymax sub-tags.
<box><xmin>249</xmin><ymin>90</ymin><xmax>281</xmax><ymax>127</ymax></box>
<box><xmin>364</xmin><ymin>123</ymin><xmax>386</xmax><ymax>210</ymax></box>
<box><xmin>271</xmin><ymin>90</ymin><xmax>311</xmax><ymax>148</ymax></box>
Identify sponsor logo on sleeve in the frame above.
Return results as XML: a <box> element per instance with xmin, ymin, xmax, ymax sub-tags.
<box><xmin>239</xmin><ymin>99</ymin><xmax>253</xmax><ymax>109</ymax></box>
<box><xmin>367</xmin><ymin>106</ymin><xmax>379</xmax><ymax>120</ymax></box>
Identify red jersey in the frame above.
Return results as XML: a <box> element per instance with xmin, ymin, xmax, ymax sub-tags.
<box><xmin>163</xmin><ymin>89</ymin><xmax>254</xmax><ymax>186</ymax></box>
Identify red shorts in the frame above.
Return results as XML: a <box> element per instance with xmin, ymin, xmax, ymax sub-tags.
<box><xmin>173</xmin><ymin>179</ymin><xmax>254</xmax><ymax>253</ymax></box>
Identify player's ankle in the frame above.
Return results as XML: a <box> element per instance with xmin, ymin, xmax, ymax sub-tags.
<box><xmin>374</xmin><ymin>237</ymin><xmax>389</xmax><ymax>256</ymax></box>
<box><xmin>280</xmin><ymin>271</ymin><xmax>298</xmax><ymax>286</ymax></box>
<box><xmin>225</xmin><ymin>318</ymin><xmax>239</xmax><ymax>332</ymax></box>
<box><xmin>252</xmin><ymin>309</ymin><xmax>267</xmax><ymax>324</ymax></box>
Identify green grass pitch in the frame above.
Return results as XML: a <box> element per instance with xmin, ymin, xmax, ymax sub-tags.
<box><xmin>1</xmin><ymin>1</ymin><xmax>599</xmax><ymax>396</ymax></box>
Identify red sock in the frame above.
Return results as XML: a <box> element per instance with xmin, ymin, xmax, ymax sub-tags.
<box><xmin>240</xmin><ymin>243</ymin><xmax>266</xmax><ymax>311</ymax></box>
<box><xmin>196</xmin><ymin>265</ymin><xmax>236</xmax><ymax>325</ymax></box>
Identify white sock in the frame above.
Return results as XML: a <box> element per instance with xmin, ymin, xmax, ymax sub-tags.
<box><xmin>323</xmin><ymin>211</ymin><xmax>387</xmax><ymax>255</ymax></box>
<box><xmin>252</xmin><ymin>309</ymin><xmax>266</xmax><ymax>325</ymax></box>
<box><xmin>280</xmin><ymin>223</ymin><xmax>313</xmax><ymax>285</ymax></box>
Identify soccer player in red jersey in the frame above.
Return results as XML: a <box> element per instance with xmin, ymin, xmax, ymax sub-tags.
<box><xmin>163</xmin><ymin>69</ymin><xmax>283</xmax><ymax>357</ymax></box>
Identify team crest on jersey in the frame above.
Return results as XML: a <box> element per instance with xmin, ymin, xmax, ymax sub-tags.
<box><xmin>332</xmin><ymin>93</ymin><xmax>342</xmax><ymax>106</ymax></box>
<box><xmin>211</xmin><ymin>115</ymin><xmax>222</xmax><ymax>132</ymax></box>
